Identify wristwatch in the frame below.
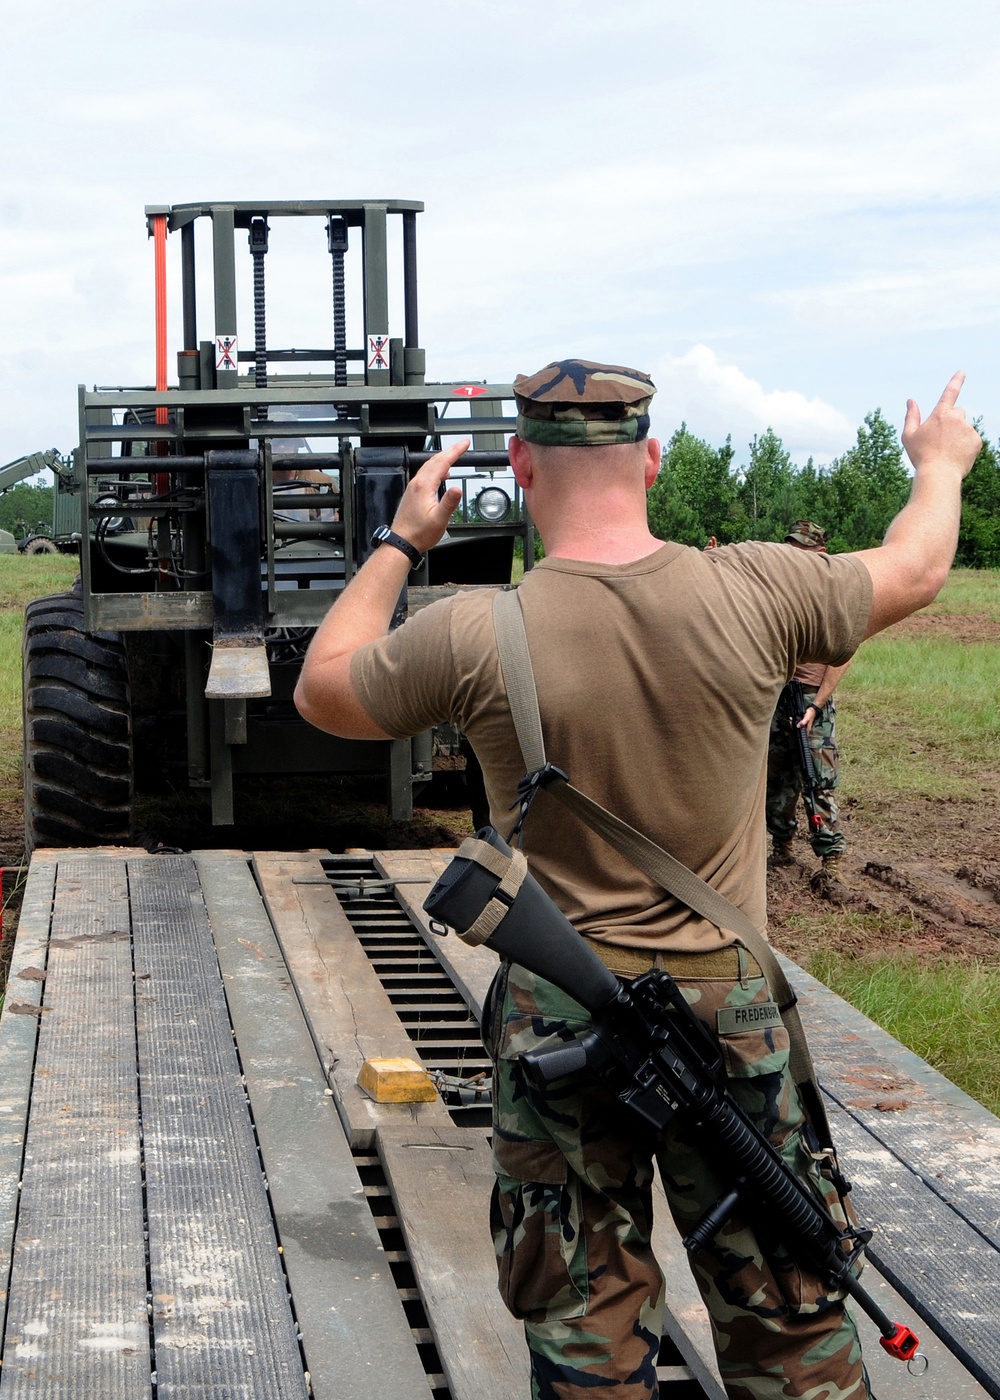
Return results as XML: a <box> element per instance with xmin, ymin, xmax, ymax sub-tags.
<box><xmin>369</xmin><ymin>525</ymin><xmax>423</xmax><ymax>568</ymax></box>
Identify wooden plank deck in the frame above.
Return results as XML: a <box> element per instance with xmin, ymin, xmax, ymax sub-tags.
<box><xmin>0</xmin><ymin>850</ymin><xmax>435</xmax><ymax>1399</ymax></box>
<box><xmin>193</xmin><ymin>852</ymin><xmax>433</xmax><ymax>1400</ymax></box>
<box><xmin>782</xmin><ymin>960</ymin><xmax>1000</xmax><ymax>1399</ymax></box>
<box><xmin>0</xmin><ymin>844</ymin><xmax>995</xmax><ymax>1399</ymax></box>
<box><xmin>130</xmin><ymin>855</ymin><xmax>308</xmax><ymax>1399</ymax></box>
<box><xmin>378</xmin><ymin>1124</ymin><xmax>526</xmax><ymax>1400</ymax></box>
<box><xmin>253</xmin><ymin>852</ymin><xmax>454</xmax><ymax>1150</ymax></box>
<box><xmin>257</xmin><ymin>850</ymin><xmax>527</xmax><ymax>1400</ymax></box>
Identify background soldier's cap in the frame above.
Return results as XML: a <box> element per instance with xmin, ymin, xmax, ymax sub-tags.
<box><xmin>785</xmin><ymin>519</ymin><xmax>828</xmax><ymax>548</ymax></box>
<box><xmin>513</xmin><ymin>358</ymin><xmax>656</xmax><ymax>447</ymax></box>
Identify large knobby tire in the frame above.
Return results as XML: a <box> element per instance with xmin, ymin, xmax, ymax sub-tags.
<box><xmin>22</xmin><ymin>537</ymin><xmax>60</xmax><ymax>555</ymax></box>
<box><xmin>22</xmin><ymin>592</ymin><xmax>133</xmax><ymax>853</ymax></box>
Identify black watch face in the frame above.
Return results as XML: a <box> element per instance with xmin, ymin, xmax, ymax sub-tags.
<box><xmin>372</xmin><ymin>525</ymin><xmax>390</xmax><ymax>545</ymax></box>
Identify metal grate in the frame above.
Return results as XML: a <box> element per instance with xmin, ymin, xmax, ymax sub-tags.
<box><xmin>322</xmin><ymin>855</ymin><xmax>492</xmax><ymax>1127</ymax></box>
<box><xmin>353</xmin><ymin>1148</ymin><xmax>453</xmax><ymax>1400</ymax></box>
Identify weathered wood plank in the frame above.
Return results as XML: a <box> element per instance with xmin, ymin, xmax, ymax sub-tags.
<box><xmin>652</xmin><ymin>1155</ymin><xmax>990</xmax><ymax>1400</ymax></box>
<box><xmin>129</xmin><ymin>855</ymin><xmax>307</xmax><ymax>1399</ymax></box>
<box><xmin>253</xmin><ymin>852</ymin><xmax>452</xmax><ymax>1148</ymax></box>
<box><xmin>0</xmin><ymin>854</ymin><xmax>149</xmax><ymax>1399</ymax></box>
<box><xmin>766</xmin><ymin>958</ymin><xmax>1000</xmax><ymax>1391</ymax></box>
<box><xmin>194</xmin><ymin>851</ymin><xmax>432</xmax><ymax>1400</ymax></box>
<box><xmin>377</xmin><ymin>1124</ymin><xmax>527</xmax><ymax>1400</ymax></box>
<box><xmin>769</xmin><ymin>959</ymin><xmax>998</xmax><ymax>1392</ymax></box>
<box><xmin>0</xmin><ymin>851</ymin><xmax>56</xmax><ymax>1324</ymax></box>
<box><xmin>844</xmin><ymin>1241</ymin><xmax>990</xmax><ymax>1400</ymax></box>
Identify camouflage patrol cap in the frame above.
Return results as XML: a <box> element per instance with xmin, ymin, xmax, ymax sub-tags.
<box><xmin>785</xmin><ymin>520</ymin><xmax>828</xmax><ymax>549</ymax></box>
<box><xmin>513</xmin><ymin>358</ymin><xmax>656</xmax><ymax>447</ymax></box>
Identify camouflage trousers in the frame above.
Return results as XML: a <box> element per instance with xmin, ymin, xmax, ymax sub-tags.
<box><xmin>766</xmin><ymin>690</ymin><xmax>845</xmax><ymax>858</ymax></box>
<box><xmin>487</xmin><ymin>957</ymin><xmax>868</xmax><ymax>1400</ymax></box>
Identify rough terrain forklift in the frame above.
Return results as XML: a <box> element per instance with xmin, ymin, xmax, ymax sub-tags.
<box><xmin>22</xmin><ymin>200</ymin><xmax>528</xmax><ymax>851</ymax></box>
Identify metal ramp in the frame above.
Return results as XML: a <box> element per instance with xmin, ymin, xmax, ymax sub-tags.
<box><xmin>0</xmin><ymin>851</ymin><xmax>434</xmax><ymax>1399</ymax></box>
<box><xmin>0</xmin><ymin>847</ymin><xmax>996</xmax><ymax>1398</ymax></box>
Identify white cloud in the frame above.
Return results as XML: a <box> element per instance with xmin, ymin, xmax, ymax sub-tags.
<box><xmin>650</xmin><ymin>346</ymin><xmax>854</xmax><ymax>462</ymax></box>
<box><xmin>775</xmin><ymin>258</ymin><xmax>1000</xmax><ymax>337</ymax></box>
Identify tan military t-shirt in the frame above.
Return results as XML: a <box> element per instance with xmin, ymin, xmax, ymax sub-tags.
<box><xmin>352</xmin><ymin>540</ymin><xmax>872</xmax><ymax>951</ymax></box>
<box><xmin>793</xmin><ymin>661</ymin><xmax>828</xmax><ymax>689</ymax></box>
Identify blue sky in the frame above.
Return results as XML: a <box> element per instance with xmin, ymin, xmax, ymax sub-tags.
<box><xmin>2</xmin><ymin>0</ymin><xmax>998</xmax><ymax>472</ymax></box>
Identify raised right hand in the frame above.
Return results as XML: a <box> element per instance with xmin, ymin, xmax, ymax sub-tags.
<box><xmin>391</xmin><ymin>438</ymin><xmax>468</xmax><ymax>554</ymax></box>
<box><xmin>902</xmin><ymin>372</ymin><xmax>982</xmax><ymax>478</ymax></box>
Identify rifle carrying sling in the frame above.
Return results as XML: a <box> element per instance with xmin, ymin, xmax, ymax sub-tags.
<box><xmin>491</xmin><ymin>585</ymin><xmax>835</xmax><ymax>1151</ymax></box>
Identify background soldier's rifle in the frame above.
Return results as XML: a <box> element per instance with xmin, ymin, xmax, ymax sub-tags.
<box><xmin>784</xmin><ymin>679</ymin><xmax>825</xmax><ymax>836</ymax></box>
<box><xmin>425</xmin><ymin>827</ymin><xmax>925</xmax><ymax>1370</ymax></box>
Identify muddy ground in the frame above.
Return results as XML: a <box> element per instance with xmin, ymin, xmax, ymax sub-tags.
<box><xmin>771</xmin><ymin>607</ymin><xmax>1000</xmax><ymax>966</ymax></box>
<box><xmin>765</xmin><ymin>788</ymin><xmax>1000</xmax><ymax>966</ymax></box>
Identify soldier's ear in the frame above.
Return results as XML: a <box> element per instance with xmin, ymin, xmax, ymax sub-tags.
<box><xmin>644</xmin><ymin>438</ymin><xmax>661</xmax><ymax>489</ymax></box>
<box><xmin>509</xmin><ymin>435</ymin><xmax>533</xmax><ymax>489</ymax></box>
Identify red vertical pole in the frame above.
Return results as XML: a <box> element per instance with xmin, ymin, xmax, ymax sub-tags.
<box><xmin>152</xmin><ymin>214</ymin><xmax>170</xmax><ymax>582</ymax></box>
<box><xmin>154</xmin><ymin>212</ymin><xmax>169</xmax><ymax>464</ymax></box>
<box><xmin>154</xmin><ymin>214</ymin><xmax>168</xmax><ymax>421</ymax></box>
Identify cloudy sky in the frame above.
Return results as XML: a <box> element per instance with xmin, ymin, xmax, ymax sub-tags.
<box><xmin>2</xmin><ymin>0</ymin><xmax>997</xmax><ymax>473</ymax></box>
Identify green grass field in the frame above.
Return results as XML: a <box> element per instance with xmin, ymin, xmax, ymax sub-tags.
<box><xmin>0</xmin><ymin>556</ymin><xmax>78</xmax><ymax>782</ymax></box>
<box><xmin>801</xmin><ymin>569</ymin><xmax>1000</xmax><ymax>1109</ymax></box>
<box><xmin>810</xmin><ymin>950</ymin><xmax>1000</xmax><ymax>1115</ymax></box>
<box><xmin>835</xmin><ymin>570</ymin><xmax>1000</xmax><ymax>800</ymax></box>
<box><xmin>912</xmin><ymin>569</ymin><xmax>1000</xmax><ymax>616</ymax></box>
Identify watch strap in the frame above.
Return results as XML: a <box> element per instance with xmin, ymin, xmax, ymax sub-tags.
<box><xmin>371</xmin><ymin>526</ymin><xmax>423</xmax><ymax>568</ymax></box>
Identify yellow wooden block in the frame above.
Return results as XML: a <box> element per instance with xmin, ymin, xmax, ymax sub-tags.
<box><xmin>357</xmin><ymin>1057</ymin><xmax>437</xmax><ymax>1103</ymax></box>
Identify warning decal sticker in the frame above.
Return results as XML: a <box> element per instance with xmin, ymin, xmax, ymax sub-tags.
<box><xmin>216</xmin><ymin>335</ymin><xmax>238</xmax><ymax>371</ymax></box>
<box><xmin>367</xmin><ymin>334</ymin><xmax>390</xmax><ymax>371</ymax></box>
<box><xmin>452</xmin><ymin>385</ymin><xmax>488</xmax><ymax>397</ymax></box>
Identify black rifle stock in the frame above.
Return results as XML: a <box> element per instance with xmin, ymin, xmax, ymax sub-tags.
<box><xmin>423</xmin><ymin>827</ymin><xmax>922</xmax><ymax>1367</ymax></box>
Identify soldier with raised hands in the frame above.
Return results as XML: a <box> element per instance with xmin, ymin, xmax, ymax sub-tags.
<box><xmin>296</xmin><ymin>364</ymin><xmax>981</xmax><ymax>1400</ymax></box>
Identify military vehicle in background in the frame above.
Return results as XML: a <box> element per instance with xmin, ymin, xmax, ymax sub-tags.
<box><xmin>22</xmin><ymin>199</ymin><xmax>530</xmax><ymax>852</ymax></box>
<box><xmin>0</xmin><ymin>449</ymin><xmax>80</xmax><ymax>554</ymax></box>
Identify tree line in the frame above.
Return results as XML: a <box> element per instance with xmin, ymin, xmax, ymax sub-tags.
<box><xmin>0</xmin><ymin>483</ymin><xmax>53</xmax><ymax>538</ymax></box>
<box><xmin>647</xmin><ymin>410</ymin><xmax>1000</xmax><ymax>566</ymax></box>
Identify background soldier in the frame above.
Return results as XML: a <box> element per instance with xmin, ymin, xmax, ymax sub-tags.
<box><xmin>767</xmin><ymin>520</ymin><xmax>851</xmax><ymax>876</ymax></box>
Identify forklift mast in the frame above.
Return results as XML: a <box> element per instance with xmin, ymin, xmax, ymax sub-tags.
<box><xmin>23</xmin><ymin>200</ymin><xmax>530</xmax><ymax>848</ymax></box>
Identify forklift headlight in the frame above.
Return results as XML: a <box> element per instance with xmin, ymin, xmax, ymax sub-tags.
<box><xmin>474</xmin><ymin>486</ymin><xmax>511</xmax><ymax>523</ymax></box>
<box><xmin>95</xmin><ymin>495</ymin><xmax>126</xmax><ymax>533</ymax></box>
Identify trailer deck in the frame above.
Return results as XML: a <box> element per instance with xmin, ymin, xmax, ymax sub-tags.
<box><xmin>0</xmin><ymin>847</ymin><xmax>996</xmax><ymax>1398</ymax></box>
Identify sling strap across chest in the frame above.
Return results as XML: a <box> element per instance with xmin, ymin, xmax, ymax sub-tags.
<box><xmin>491</xmin><ymin>584</ymin><xmax>835</xmax><ymax>1151</ymax></box>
